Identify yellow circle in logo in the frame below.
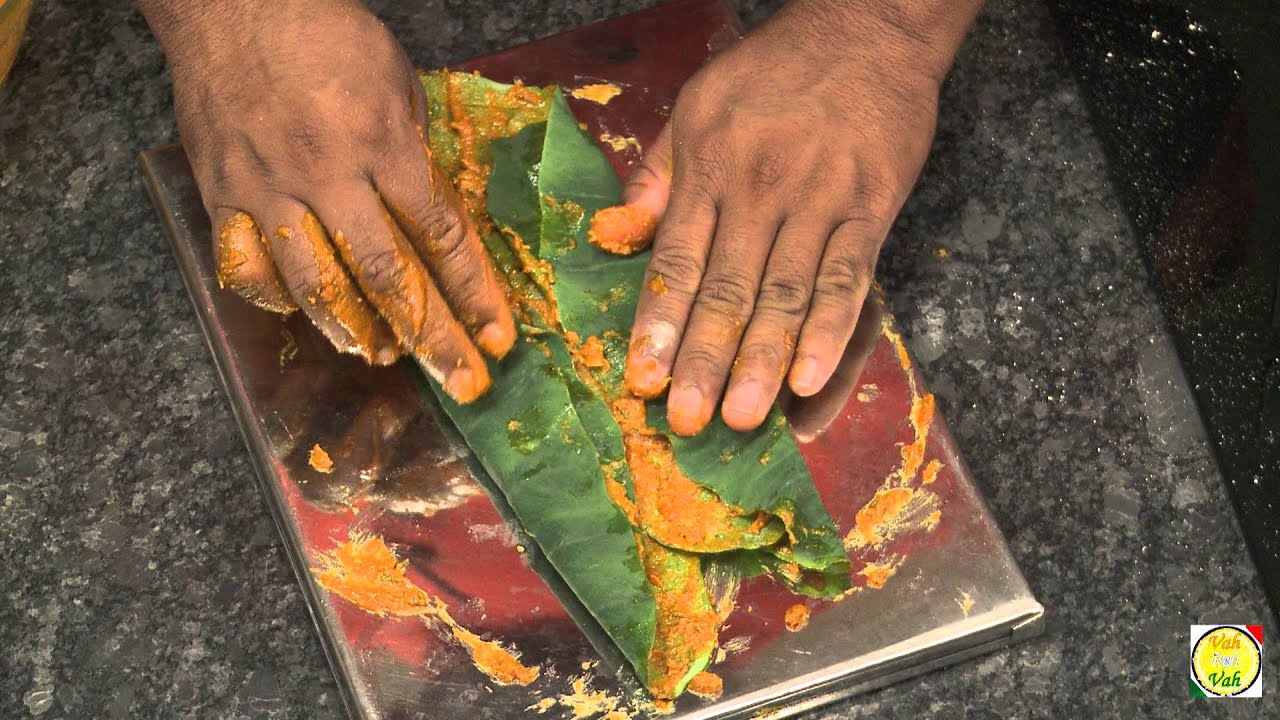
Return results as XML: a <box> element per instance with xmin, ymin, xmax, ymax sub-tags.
<box><xmin>1191</xmin><ymin>626</ymin><xmax>1261</xmax><ymax>697</ymax></box>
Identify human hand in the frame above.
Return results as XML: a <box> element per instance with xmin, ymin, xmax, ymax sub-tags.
<box><xmin>141</xmin><ymin>0</ymin><xmax>514</xmax><ymax>402</ymax></box>
<box><xmin>621</xmin><ymin>0</ymin><xmax>981</xmax><ymax>434</ymax></box>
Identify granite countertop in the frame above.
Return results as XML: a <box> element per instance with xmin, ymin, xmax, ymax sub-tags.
<box><xmin>1</xmin><ymin>1</ymin><xmax>1275</xmax><ymax>718</ymax></box>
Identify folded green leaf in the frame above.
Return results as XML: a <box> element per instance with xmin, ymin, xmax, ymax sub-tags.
<box><xmin>417</xmin><ymin>71</ymin><xmax>850</xmax><ymax>701</ymax></box>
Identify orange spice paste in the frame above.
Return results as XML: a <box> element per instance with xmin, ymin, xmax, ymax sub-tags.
<box><xmin>309</xmin><ymin>443</ymin><xmax>334</xmax><ymax>474</ymax></box>
<box><xmin>850</xmin><ymin>487</ymin><xmax>915</xmax><ymax>548</ymax></box>
<box><xmin>639</xmin><ymin>537</ymin><xmax>719</xmax><ymax>701</ymax></box>
<box><xmin>783</xmin><ymin>603</ymin><xmax>811</xmax><ymax>632</ymax></box>
<box><xmin>588</xmin><ymin>205</ymin><xmax>658</xmax><ymax>256</ymax></box>
<box><xmin>570</xmin><ymin>82</ymin><xmax>623</xmax><ymax>105</ymax></box>
<box><xmin>859</xmin><ymin>560</ymin><xmax>899</xmax><ymax>590</ymax></box>
<box><xmin>686</xmin><ymin>671</ymin><xmax>724</xmax><ymax>700</ymax></box>
<box><xmin>312</xmin><ymin>534</ymin><xmax>538</xmax><ymax>685</ymax></box>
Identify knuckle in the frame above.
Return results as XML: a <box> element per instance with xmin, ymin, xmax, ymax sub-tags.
<box><xmin>684</xmin><ymin>140</ymin><xmax>731</xmax><ymax>195</ymax></box>
<box><xmin>285</xmin><ymin>120</ymin><xmax>328</xmax><ymax>157</ymax></box>
<box><xmin>355</xmin><ymin>247</ymin><xmax>405</xmax><ymax>294</ymax></box>
<box><xmin>736</xmin><ymin>340</ymin><xmax>786</xmax><ymax>376</ymax></box>
<box><xmin>698</xmin><ymin>268</ymin><xmax>756</xmax><ymax>316</ymax></box>
<box><xmin>846</xmin><ymin>174</ymin><xmax>902</xmax><ymax>225</ymax></box>
<box><xmin>747</xmin><ymin>149</ymin><xmax>787</xmax><ymax>189</ymax></box>
<box><xmin>430</xmin><ymin>213</ymin><xmax>470</xmax><ymax>266</ymax></box>
<box><xmin>647</xmin><ymin>247</ymin><xmax>705</xmax><ymax>294</ymax></box>
<box><xmin>814</xmin><ymin>252</ymin><xmax>872</xmax><ymax>301</ymax></box>
<box><xmin>208</xmin><ymin>155</ymin><xmax>238</xmax><ymax>190</ymax></box>
<box><xmin>757</xmin><ymin>275</ymin><xmax>810</xmax><ymax>315</ymax></box>
<box><xmin>678</xmin><ymin>343</ymin><xmax>728</xmax><ymax>373</ymax></box>
<box><xmin>410</xmin><ymin>188</ymin><xmax>463</xmax><ymax>241</ymax></box>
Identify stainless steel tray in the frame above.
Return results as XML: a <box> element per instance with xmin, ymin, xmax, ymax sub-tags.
<box><xmin>139</xmin><ymin>3</ymin><xmax>1042</xmax><ymax>718</ymax></box>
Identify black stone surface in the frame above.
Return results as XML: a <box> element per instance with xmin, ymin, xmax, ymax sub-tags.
<box><xmin>1047</xmin><ymin>0</ymin><xmax>1280</xmax><ymax>621</ymax></box>
<box><xmin>1</xmin><ymin>1</ymin><xmax>1276</xmax><ymax>718</ymax></box>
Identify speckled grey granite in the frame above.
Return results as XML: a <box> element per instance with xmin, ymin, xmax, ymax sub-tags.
<box><xmin>1</xmin><ymin>1</ymin><xmax>1276</xmax><ymax>718</ymax></box>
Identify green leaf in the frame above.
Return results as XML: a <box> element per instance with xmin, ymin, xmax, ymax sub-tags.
<box><xmin>653</xmin><ymin>405</ymin><xmax>852</xmax><ymax>591</ymax></box>
<box><xmin>511</xmin><ymin>90</ymin><xmax>852</xmax><ymax>593</ymax></box>
<box><xmin>427</xmin><ymin>329</ymin><xmax>658</xmax><ymax>679</ymax></box>
<box><xmin>418</xmin><ymin>72</ymin><xmax>850</xmax><ymax>699</ymax></box>
<box><xmin>485</xmin><ymin>123</ymin><xmax>546</xmax><ymax>254</ymax></box>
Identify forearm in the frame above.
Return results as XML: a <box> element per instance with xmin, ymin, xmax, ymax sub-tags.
<box><xmin>137</xmin><ymin>0</ymin><xmax>336</xmax><ymax>63</ymax></box>
<box><xmin>782</xmin><ymin>0</ymin><xmax>985</xmax><ymax>82</ymax></box>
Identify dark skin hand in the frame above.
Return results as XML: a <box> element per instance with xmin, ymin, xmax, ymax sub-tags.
<box><xmin>141</xmin><ymin>0</ymin><xmax>982</xmax><ymax>430</ymax></box>
<box><xmin>622</xmin><ymin>0</ymin><xmax>984</xmax><ymax>434</ymax></box>
<box><xmin>139</xmin><ymin>0</ymin><xmax>515</xmax><ymax>403</ymax></box>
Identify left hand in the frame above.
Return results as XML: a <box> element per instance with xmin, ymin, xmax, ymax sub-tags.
<box><xmin>621</xmin><ymin>0</ymin><xmax>978</xmax><ymax>434</ymax></box>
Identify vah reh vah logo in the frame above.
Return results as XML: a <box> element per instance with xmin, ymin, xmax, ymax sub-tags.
<box><xmin>1190</xmin><ymin>625</ymin><xmax>1263</xmax><ymax>698</ymax></box>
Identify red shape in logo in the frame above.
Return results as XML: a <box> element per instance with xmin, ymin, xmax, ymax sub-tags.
<box><xmin>1246</xmin><ymin>625</ymin><xmax>1264</xmax><ymax>644</ymax></box>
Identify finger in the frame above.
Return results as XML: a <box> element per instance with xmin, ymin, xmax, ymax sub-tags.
<box><xmin>621</xmin><ymin>121</ymin><xmax>673</xmax><ymax>221</ymax></box>
<box><xmin>720</xmin><ymin>217</ymin><xmax>831</xmax><ymax>431</ymax></box>
<box><xmin>666</xmin><ymin>207</ymin><xmax>782</xmax><ymax>436</ymax></box>
<box><xmin>790</xmin><ymin>219</ymin><xmax>883</xmax><ymax>396</ymax></box>
<box><xmin>212</xmin><ymin>209</ymin><xmax>298</xmax><ymax>315</ymax></box>
<box><xmin>258</xmin><ymin>197</ymin><xmax>401</xmax><ymax>367</ymax></box>
<box><xmin>624</xmin><ymin>149</ymin><xmax>723</xmax><ymax>400</ymax></box>
<box><xmin>586</xmin><ymin>122</ymin><xmax>674</xmax><ymax>257</ymax></box>
<box><xmin>374</xmin><ymin>132</ymin><xmax>516</xmax><ymax>360</ymax></box>
<box><xmin>407</xmin><ymin>67</ymin><xmax>430</xmax><ymax>128</ymax></box>
<box><xmin>788</xmin><ymin>297</ymin><xmax>884</xmax><ymax>442</ymax></box>
<box><xmin>313</xmin><ymin>185</ymin><xmax>492</xmax><ymax>402</ymax></box>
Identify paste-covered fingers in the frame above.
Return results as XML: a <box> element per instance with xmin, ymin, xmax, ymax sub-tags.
<box><xmin>260</xmin><ymin>199</ymin><xmax>400</xmax><ymax>366</ymax></box>
<box><xmin>213</xmin><ymin>209</ymin><xmax>298</xmax><ymax>315</ymax></box>
<box><xmin>790</xmin><ymin>220</ymin><xmax>882</xmax><ymax>396</ymax></box>
<box><xmin>314</xmin><ymin>187</ymin><xmax>492</xmax><ymax>402</ymax></box>
<box><xmin>375</xmin><ymin>141</ymin><xmax>516</xmax><ymax>359</ymax></box>
<box><xmin>721</xmin><ymin>218</ymin><xmax>829</xmax><ymax>431</ymax></box>
<box><xmin>623</xmin><ymin>172</ymin><xmax>719</xmax><ymax>400</ymax></box>
<box><xmin>666</xmin><ymin>208</ymin><xmax>780</xmax><ymax>435</ymax></box>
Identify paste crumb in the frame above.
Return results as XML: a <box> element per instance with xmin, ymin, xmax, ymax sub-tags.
<box><xmin>600</xmin><ymin>133</ymin><xmax>642</xmax><ymax>153</ymax></box>
<box><xmin>570</xmin><ymin>82</ymin><xmax>622</xmax><ymax>105</ymax></box>
<box><xmin>649</xmin><ymin>274</ymin><xmax>668</xmax><ymax>296</ymax></box>
<box><xmin>783</xmin><ymin>603</ymin><xmax>810</xmax><ymax>632</ymax></box>
<box><xmin>686</xmin><ymin>671</ymin><xmax>723</xmax><ymax>700</ymax></box>
<box><xmin>309</xmin><ymin>444</ymin><xmax>334</xmax><ymax>473</ymax></box>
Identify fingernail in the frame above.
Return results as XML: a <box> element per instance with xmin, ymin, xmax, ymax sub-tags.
<box><xmin>373</xmin><ymin>344</ymin><xmax>402</xmax><ymax>366</ymax></box>
<box><xmin>624</xmin><ymin>333</ymin><xmax>660</xmax><ymax>395</ymax></box>
<box><xmin>626</xmin><ymin>322</ymin><xmax>678</xmax><ymax>391</ymax></box>
<box><xmin>722</xmin><ymin>379</ymin><xmax>765</xmax><ymax>428</ymax></box>
<box><xmin>445</xmin><ymin>366</ymin><xmax>490</xmax><ymax>404</ymax></box>
<box><xmin>790</xmin><ymin>356</ymin><xmax>823</xmax><ymax>396</ymax></box>
<box><xmin>668</xmin><ymin>384</ymin><xmax>709</xmax><ymax>436</ymax></box>
<box><xmin>476</xmin><ymin>321</ymin><xmax>515</xmax><ymax>359</ymax></box>
<box><xmin>625</xmin><ymin>355</ymin><xmax>670</xmax><ymax>398</ymax></box>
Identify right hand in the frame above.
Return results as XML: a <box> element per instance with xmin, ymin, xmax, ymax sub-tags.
<box><xmin>143</xmin><ymin>0</ymin><xmax>514</xmax><ymax>403</ymax></box>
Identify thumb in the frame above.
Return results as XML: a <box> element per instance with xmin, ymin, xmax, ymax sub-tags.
<box><xmin>622</xmin><ymin>121</ymin><xmax>673</xmax><ymax>220</ymax></box>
